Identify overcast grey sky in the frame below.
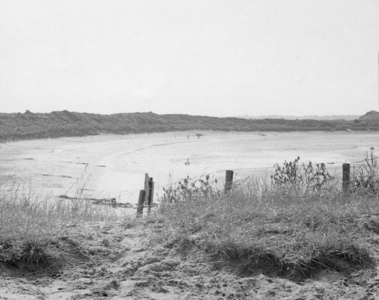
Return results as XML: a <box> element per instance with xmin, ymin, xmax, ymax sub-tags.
<box><xmin>0</xmin><ymin>0</ymin><xmax>378</xmax><ymax>117</ymax></box>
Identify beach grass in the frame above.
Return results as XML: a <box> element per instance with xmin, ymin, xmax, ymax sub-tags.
<box><xmin>1</xmin><ymin>156</ymin><xmax>379</xmax><ymax>281</ymax></box>
<box><xmin>0</xmin><ymin>180</ymin><xmax>121</xmax><ymax>267</ymax></box>
<box><xmin>152</xmin><ymin>161</ymin><xmax>379</xmax><ymax>280</ymax></box>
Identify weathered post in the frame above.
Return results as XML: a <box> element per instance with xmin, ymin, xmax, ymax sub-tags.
<box><xmin>342</xmin><ymin>163</ymin><xmax>350</xmax><ymax>195</ymax></box>
<box><xmin>148</xmin><ymin>178</ymin><xmax>154</xmax><ymax>214</ymax></box>
<box><xmin>137</xmin><ymin>190</ymin><xmax>146</xmax><ymax>217</ymax></box>
<box><xmin>225</xmin><ymin>170</ymin><xmax>234</xmax><ymax>193</ymax></box>
<box><xmin>144</xmin><ymin>173</ymin><xmax>150</xmax><ymax>205</ymax></box>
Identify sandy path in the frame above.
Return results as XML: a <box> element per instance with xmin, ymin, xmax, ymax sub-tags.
<box><xmin>0</xmin><ymin>131</ymin><xmax>378</xmax><ymax>204</ymax></box>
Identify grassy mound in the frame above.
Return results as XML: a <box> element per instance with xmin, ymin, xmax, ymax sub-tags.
<box><xmin>154</xmin><ymin>170</ymin><xmax>378</xmax><ymax>281</ymax></box>
<box><xmin>0</xmin><ymin>184</ymin><xmax>121</xmax><ymax>275</ymax></box>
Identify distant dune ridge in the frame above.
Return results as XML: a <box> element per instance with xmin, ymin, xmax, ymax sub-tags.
<box><xmin>0</xmin><ymin>110</ymin><xmax>376</xmax><ymax>142</ymax></box>
<box><xmin>238</xmin><ymin>114</ymin><xmax>361</xmax><ymax>121</ymax></box>
<box><xmin>358</xmin><ymin>110</ymin><xmax>379</xmax><ymax>121</ymax></box>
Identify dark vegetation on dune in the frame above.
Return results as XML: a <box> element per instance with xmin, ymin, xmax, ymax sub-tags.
<box><xmin>0</xmin><ymin>110</ymin><xmax>377</xmax><ymax>142</ymax></box>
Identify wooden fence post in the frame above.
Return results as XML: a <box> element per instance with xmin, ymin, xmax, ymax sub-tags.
<box><xmin>137</xmin><ymin>190</ymin><xmax>146</xmax><ymax>217</ymax></box>
<box><xmin>144</xmin><ymin>173</ymin><xmax>150</xmax><ymax>204</ymax></box>
<box><xmin>225</xmin><ymin>170</ymin><xmax>234</xmax><ymax>193</ymax></box>
<box><xmin>342</xmin><ymin>163</ymin><xmax>350</xmax><ymax>195</ymax></box>
<box><xmin>137</xmin><ymin>173</ymin><xmax>155</xmax><ymax>216</ymax></box>
<box><xmin>148</xmin><ymin>178</ymin><xmax>154</xmax><ymax>214</ymax></box>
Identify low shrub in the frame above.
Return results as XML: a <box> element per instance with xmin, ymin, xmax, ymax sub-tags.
<box><xmin>159</xmin><ymin>175</ymin><xmax>220</xmax><ymax>206</ymax></box>
<box><xmin>271</xmin><ymin>156</ymin><xmax>334</xmax><ymax>192</ymax></box>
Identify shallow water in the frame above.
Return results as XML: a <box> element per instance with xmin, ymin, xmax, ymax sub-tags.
<box><xmin>0</xmin><ymin>131</ymin><xmax>378</xmax><ymax>204</ymax></box>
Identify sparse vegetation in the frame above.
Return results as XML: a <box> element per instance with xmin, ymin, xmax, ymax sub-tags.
<box><xmin>160</xmin><ymin>175</ymin><xmax>220</xmax><ymax>204</ymax></box>
<box><xmin>351</xmin><ymin>150</ymin><xmax>379</xmax><ymax>195</ymax></box>
<box><xmin>272</xmin><ymin>156</ymin><xmax>334</xmax><ymax>192</ymax></box>
<box><xmin>3</xmin><ymin>154</ymin><xmax>379</xmax><ymax>281</ymax></box>
<box><xmin>0</xmin><ymin>181</ymin><xmax>120</xmax><ymax>271</ymax></box>
<box><xmin>3</xmin><ymin>146</ymin><xmax>379</xmax><ymax>299</ymax></box>
<box><xmin>154</xmin><ymin>158</ymin><xmax>379</xmax><ymax>281</ymax></box>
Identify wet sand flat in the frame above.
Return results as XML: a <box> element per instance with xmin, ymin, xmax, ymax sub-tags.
<box><xmin>0</xmin><ymin>131</ymin><xmax>378</xmax><ymax>203</ymax></box>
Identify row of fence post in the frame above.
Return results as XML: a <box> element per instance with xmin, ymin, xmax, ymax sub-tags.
<box><xmin>136</xmin><ymin>164</ymin><xmax>356</xmax><ymax>216</ymax></box>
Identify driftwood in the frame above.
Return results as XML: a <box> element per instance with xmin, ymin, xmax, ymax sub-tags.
<box><xmin>58</xmin><ymin>195</ymin><xmax>133</xmax><ymax>208</ymax></box>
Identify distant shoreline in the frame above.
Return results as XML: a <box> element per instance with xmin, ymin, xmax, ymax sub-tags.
<box><xmin>0</xmin><ymin>110</ymin><xmax>376</xmax><ymax>143</ymax></box>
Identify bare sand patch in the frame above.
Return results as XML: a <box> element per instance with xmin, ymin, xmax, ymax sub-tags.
<box><xmin>0</xmin><ymin>219</ymin><xmax>377</xmax><ymax>300</ymax></box>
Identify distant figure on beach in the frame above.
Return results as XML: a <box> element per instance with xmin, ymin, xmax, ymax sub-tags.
<box><xmin>185</xmin><ymin>159</ymin><xmax>190</xmax><ymax>165</ymax></box>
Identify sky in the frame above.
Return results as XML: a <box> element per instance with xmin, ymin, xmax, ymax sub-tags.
<box><xmin>0</xmin><ymin>0</ymin><xmax>378</xmax><ymax>117</ymax></box>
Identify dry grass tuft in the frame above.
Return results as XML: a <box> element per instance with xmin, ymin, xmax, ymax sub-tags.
<box><xmin>154</xmin><ymin>164</ymin><xmax>379</xmax><ymax>281</ymax></box>
<box><xmin>0</xmin><ymin>181</ymin><xmax>124</xmax><ymax>270</ymax></box>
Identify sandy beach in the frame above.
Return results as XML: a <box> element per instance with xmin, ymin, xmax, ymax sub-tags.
<box><xmin>0</xmin><ymin>131</ymin><xmax>378</xmax><ymax>205</ymax></box>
